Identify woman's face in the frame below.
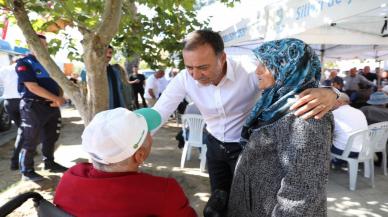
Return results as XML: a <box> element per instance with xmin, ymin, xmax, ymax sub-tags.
<box><xmin>256</xmin><ymin>62</ymin><xmax>275</xmax><ymax>90</ymax></box>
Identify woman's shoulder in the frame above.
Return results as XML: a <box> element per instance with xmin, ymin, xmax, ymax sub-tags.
<box><xmin>280</xmin><ymin>111</ymin><xmax>333</xmax><ymax>129</ymax></box>
<box><xmin>249</xmin><ymin>112</ymin><xmax>333</xmax><ymax>139</ymax></box>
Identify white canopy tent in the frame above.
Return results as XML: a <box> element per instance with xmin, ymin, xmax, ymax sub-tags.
<box><xmin>221</xmin><ymin>0</ymin><xmax>388</xmax><ymax>62</ymax></box>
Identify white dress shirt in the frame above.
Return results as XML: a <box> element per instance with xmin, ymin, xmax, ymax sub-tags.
<box><xmin>0</xmin><ymin>63</ymin><xmax>21</xmax><ymax>99</ymax></box>
<box><xmin>153</xmin><ymin>57</ymin><xmax>259</xmax><ymax>142</ymax></box>
<box><xmin>332</xmin><ymin>104</ymin><xmax>368</xmax><ymax>152</ymax></box>
<box><xmin>144</xmin><ymin>75</ymin><xmax>159</xmax><ymax>99</ymax></box>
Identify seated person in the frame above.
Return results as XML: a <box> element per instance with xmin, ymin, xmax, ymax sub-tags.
<box><xmin>54</xmin><ymin>108</ymin><xmax>197</xmax><ymax>217</ymax></box>
<box><xmin>323</xmin><ymin>69</ymin><xmax>343</xmax><ymax>87</ymax></box>
<box><xmin>344</xmin><ymin>67</ymin><xmax>375</xmax><ymax>104</ymax></box>
<box><xmin>360</xmin><ymin>91</ymin><xmax>388</xmax><ymax>124</ymax></box>
<box><xmin>332</xmin><ymin>93</ymin><xmax>368</xmax><ymax>160</ymax></box>
<box><xmin>360</xmin><ymin>91</ymin><xmax>388</xmax><ymax>167</ymax></box>
<box><xmin>332</xmin><ymin>76</ymin><xmax>344</xmax><ymax>92</ymax></box>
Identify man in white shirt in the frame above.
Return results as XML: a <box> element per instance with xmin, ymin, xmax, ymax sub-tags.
<box><xmin>332</xmin><ymin>93</ymin><xmax>368</xmax><ymax>159</ymax></box>
<box><xmin>157</xmin><ymin>69</ymin><xmax>169</xmax><ymax>97</ymax></box>
<box><xmin>0</xmin><ymin>62</ymin><xmax>23</xmax><ymax>170</ymax></box>
<box><xmin>153</xmin><ymin>30</ymin><xmax>337</xmax><ymax>214</ymax></box>
<box><xmin>144</xmin><ymin>70</ymin><xmax>164</xmax><ymax>107</ymax></box>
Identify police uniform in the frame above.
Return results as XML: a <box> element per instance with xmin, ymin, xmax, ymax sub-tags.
<box><xmin>15</xmin><ymin>54</ymin><xmax>64</xmax><ymax>177</ymax></box>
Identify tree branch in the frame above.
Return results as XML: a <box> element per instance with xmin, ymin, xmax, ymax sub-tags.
<box><xmin>56</xmin><ymin>0</ymin><xmax>90</xmax><ymax>34</ymax></box>
<box><xmin>95</xmin><ymin>0</ymin><xmax>123</xmax><ymax>44</ymax></box>
<box><xmin>12</xmin><ymin>0</ymin><xmax>81</xmax><ymax>102</ymax></box>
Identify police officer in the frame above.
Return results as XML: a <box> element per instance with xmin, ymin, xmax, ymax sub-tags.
<box><xmin>15</xmin><ymin>34</ymin><xmax>67</xmax><ymax>181</ymax></box>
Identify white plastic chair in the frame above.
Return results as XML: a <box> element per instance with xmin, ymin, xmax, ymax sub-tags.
<box><xmin>180</xmin><ymin>114</ymin><xmax>207</xmax><ymax>172</ymax></box>
<box><xmin>331</xmin><ymin>129</ymin><xmax>375</xmax><ymax>191</ymax></box>
<box><xmin>368</xmin><ymin>121</ymin><xmax>388</xmax><ymax>176</ymax></box>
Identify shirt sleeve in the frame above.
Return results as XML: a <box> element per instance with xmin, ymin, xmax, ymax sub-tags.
<box><xmin>162</xmin><ymin>179</ymin><xmax>197</xmax><ymax>217</ymax></box>
<box><xmin>15</xmin><ymin>61</ymin><xmax>37</xmax><ymax>83</ymax></box>
<box><xmin>145</xmin><ymin>76</ymin><xmax>154</xmax><ymax>90</ymax></box>
<box><xmin>359</xmin><ymin>75</ymin><xmax>375</xmax><ymax>86</ymax></box>
<box><xmin>153</xmin><ymin>73</ymin><xmax>187</xmax><ymax>125</ymax></box>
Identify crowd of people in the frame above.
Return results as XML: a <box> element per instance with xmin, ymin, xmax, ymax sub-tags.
<box><xmin>320</xmin><ymin>62</ymin><xmax>388</xmax><ymax>169</ymax></box>
<box><xmin>1</xmin><ymin>29</ymin><xmax>387</xmax><ymax>217</ymax></box>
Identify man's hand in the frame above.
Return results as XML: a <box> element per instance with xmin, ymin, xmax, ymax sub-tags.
<box><xmin>25</xmin><ymin>82</ymin><xmax>66</xmax><ymax>107</ymax></box>
<box><xmin>290</xmin><ymin>88</ymin><xmax>337</xmax><ymax>120</ymax></box>
<box><xmin>50</xmin><ymin>96</ymin><xmax>66</xmax><ymax>107</ymax></box>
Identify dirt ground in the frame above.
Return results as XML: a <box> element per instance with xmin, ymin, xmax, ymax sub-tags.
<box><xmin>0</xmin><ymin>107</ymin><xmax>210</xmax><ymax>216</ymax></box>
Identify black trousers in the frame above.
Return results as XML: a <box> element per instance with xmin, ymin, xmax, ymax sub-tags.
<box><xmin>205</xmin><ymin>133</ymin><xmax>243</xmax><ymax>194</ymax></box>
<box><xmin>19</xmin><ymin>99</ymin><xmax>61</xmax><ymax>173</ymax></box>
<box><xmin>3</xmin><ymin>98</ymin><xmax>23</xmax><ymax>166</ymax></box>
<box><xmin>133</xmin><ymin>88</ymin><xmax>147</xmax><ymax>109</ymax></box>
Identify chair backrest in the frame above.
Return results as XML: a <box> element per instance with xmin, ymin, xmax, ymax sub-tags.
<box><xmin>342</xmin><ymin>129</ymin><xmax>373</xmax><ymax>161</ymax></box>
<box><xmin>368</xmin><ymin>121</ymin><xmax>388</xmax><ymax>151</ymax></box>
<box><xmin>182</xmin><ymin>114</ymin><xmax>206</xmax><ymax>146</ymax></box>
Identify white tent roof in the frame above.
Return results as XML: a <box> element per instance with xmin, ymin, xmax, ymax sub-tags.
<box><xmin>221</xmin><ymin>0</ymin><xmax>388</xmax><ymax>60</ymax></box>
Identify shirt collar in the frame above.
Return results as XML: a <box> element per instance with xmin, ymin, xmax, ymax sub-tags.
<box><xmin>225</xmin><ymin>58</ymin><xmax>235</xmax><ymax>82</ymax></box>
<box><xmin>193</xmin><ymin>58</ymin><xmax>236</xmax><ymax>87</ymax></box>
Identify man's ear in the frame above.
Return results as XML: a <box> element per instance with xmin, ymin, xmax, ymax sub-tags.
<box><xmin>133</xmin><ymin>147</ymin><xmax>146</xmax><ymax>164</ymax></box>
<box><xmin>220</xmin><ymin>51</ymin><xmax>227</xmax><ymax>63</ymax></box>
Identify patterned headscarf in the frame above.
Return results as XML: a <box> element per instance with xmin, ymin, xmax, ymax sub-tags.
<box><xmin>241</xmin><ymin>38</ymin><xmax>321</xmax><ymax>141</ymax></box>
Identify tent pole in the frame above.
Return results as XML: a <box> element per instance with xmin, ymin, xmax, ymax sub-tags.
<box><xmin>377</xmin><ymin>60</ymin><xmax>382</xmax><ymax>88</ymax></box>
<box><xmin>320</xmin><ymin>44</ymin><xmax>325</xmax><ymax>74</ymax></box>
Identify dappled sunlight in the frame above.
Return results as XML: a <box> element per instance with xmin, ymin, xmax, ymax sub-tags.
<box><xmin>152</xmin><ymin>146</ymin><xmax>176</xmax><ymax>151</ymax></box>
<box><xmin>328</xmin><ymin>196</ymin><xmax>388</xmax><ymax>217</ymax></box>
<box><xmin>141</xmin><ymin>161</ymin><xmax>209</xmax><ymax>178</ymax></box>
<box><xmin>70</xmin><ymin>119</ymin><xmax>84</xmax><ymax>125</ymax></box>
<box><xmin>55</xmin><ymin>144</ymin><xmax>87</xmax><ymax>167</ymax></box>
<box><xmin>156</xmin><ymin>165</ymin><xmax>168</xmax><ymax>170</ymax></box>
<box><xmin>194</xmin><ymin>192</ymin><xmax>211</xmax><ymax>202</ymax></box>
<box><xmin>163</xmin><ymin>122</ymin><xmax>182</xmax><ymax>129</ymax></box>
<box><xmin>141</xmin><ymin>162</ymin><xmax>153</xmax><ymax>168</ymax></box>
<box><xmin>56</xmin><ymin>143</ymin><xmax>82</xmax><ymax>149</ymax></box>
<box><xmin>172</xmin><ymin>167</ymin><xmax>209</xmax><ymax>178</ymax></box>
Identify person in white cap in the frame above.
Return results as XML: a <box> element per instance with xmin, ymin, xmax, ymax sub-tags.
<box><xmin>54</xmin><ymin>108</ymin><xmax>197</xmax><ymax>217</ymax></box>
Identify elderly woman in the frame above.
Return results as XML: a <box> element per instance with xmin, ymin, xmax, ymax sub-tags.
<box><xmin>228</xmin><ymin>39</ymin><xmax>333</xmax><ymax>217</ymax></box>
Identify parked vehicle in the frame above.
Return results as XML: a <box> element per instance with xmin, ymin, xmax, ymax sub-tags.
<box><xmin>0</xmin><ymin>86</ymin><xmax>12</xmax><ymax>132</ymax></box>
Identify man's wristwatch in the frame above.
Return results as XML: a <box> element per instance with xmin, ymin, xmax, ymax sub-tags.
<box><xmin>331</xmin><ymin>87</ymin><xmax>341</xmax><ymax>99</ymax></box>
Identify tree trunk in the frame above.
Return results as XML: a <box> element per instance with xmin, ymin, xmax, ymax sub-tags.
<box><xmin>12</xmin><ymin>0</ymin><xmax>123</xmax><ymax>125</ymax></box>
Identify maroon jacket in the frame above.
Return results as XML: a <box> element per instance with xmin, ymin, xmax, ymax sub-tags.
<box><xmin>54</xmin><ymin>163</ymin><xmax>197</xmax><ymax>217</ymax></box>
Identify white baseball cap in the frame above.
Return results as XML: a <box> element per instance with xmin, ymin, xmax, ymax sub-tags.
<box><xmin>82</xmin><ymin>108</ymin><xmax>162</xmax><ymax>164</ymax></box>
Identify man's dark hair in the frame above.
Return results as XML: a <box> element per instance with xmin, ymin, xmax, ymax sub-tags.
<box><xmin>108</xmin><ymin>45</ymin><xmax>114</xmax><ymax>50</ymax></box>
<box><xmin>37</xmin><ymin>34</ymin><xmax>46</xmax><ymax>40</ymax></box>
<box><xmin>183</xmin><ymin>29</ymin><xmax>224</xmax><ymax>55</ymax></box>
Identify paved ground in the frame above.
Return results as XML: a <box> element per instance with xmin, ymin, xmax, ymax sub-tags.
<box><xmin>0</xmin><ymin>107</ymin><xmax>387</xmax><ymax>216</ymax></box>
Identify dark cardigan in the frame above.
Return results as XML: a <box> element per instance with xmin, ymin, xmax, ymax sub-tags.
<box><xmin>228</xmin><ymin>112</ymin><xmax>333</xmax><ymax>217</ymax></box>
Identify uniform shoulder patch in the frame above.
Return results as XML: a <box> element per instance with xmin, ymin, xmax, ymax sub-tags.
<box><xmin>16</xmin><ymin>65</ymin><xmax>28</xmax><ymax>72</ymax></box>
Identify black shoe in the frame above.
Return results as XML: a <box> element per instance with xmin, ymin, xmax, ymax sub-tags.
<box><xmin>10</xmin><ymin>162</ymin><xmax>19</xmax><ymax>171</ymax></box>
<box><xmin>178</xmin><ymin>141</ymin><xmax>185</xmax><ymax>149</ymax></box>
<box><xmin>22</xmin><ymin>171</ymin><xmax>44</xmax><ymax>182</ymax></box>
<box><xmin>44</xmin><ymin>161</ymin><xmax>68</xmax><ymax>173</ymax></box>
<box><xmin>203</xmin><ymin>189</ymin><xmax>228</xmax><ymax>217</ymax></box>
